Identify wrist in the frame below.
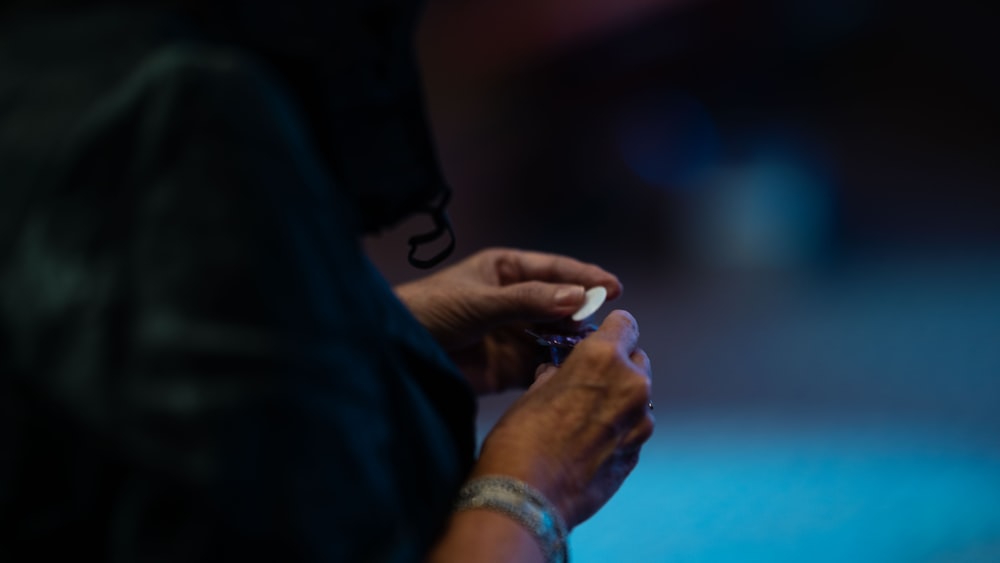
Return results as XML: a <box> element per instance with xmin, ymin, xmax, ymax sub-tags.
<box><xmin>454</xmin><ymin>476</ymin><xmax>569</xmax><ymax>563</ymax></box>
<box><xmin>430</xmin><ymin>509</ymin><xmax>546</xmax><ymax>563</ymax></box>
<box><xmin>474</xmin><ymin>435</ymin><xmax>575</xmax><ymax>527</ymax></box>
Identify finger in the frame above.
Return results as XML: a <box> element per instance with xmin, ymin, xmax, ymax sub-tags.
<box><xmin>621</xmin><ymin>411</ymin><xmax>655</xmax><ymax>450</ymax></box>
<box><xmin>616</xmin><ymin>363</ymin><xmax>655</xmax><ymax>444</ymax></box>
<box><xmin>630</xmin><ymin>348</ymin><xmax>651</xmax><ymax>378</ymax></box>
<box><xmin>491</xmin><ymin>281</ymin><xmax>587</xmax><ymax>323</ymax></box>
<box><xmin>630</xmin><ymin>349</ymin><xmax>653</xmax><ymax>412</ymax></box>
<box><xmin>533</xmin><ymin>364</ymin><xmax>558</xmax><ymax>385</ymax></box>
<box><xmin>588</xmin><ymin>310</ymin><xmax>640</xmax><ymax>356</ymax></box>
<box><xmin>493</xmin><ymin>249</ymin><xmax>623</xmax><ymax>300</ymax></box>
<box><xmin>616</xmin><ymin>448</ymin><xmax>642</xmax><ymax>473</ymax></box>
<box><xmin>535</xmin><ymin>362</ymin><xmax>556</xmax><ymax>378</ymax></box>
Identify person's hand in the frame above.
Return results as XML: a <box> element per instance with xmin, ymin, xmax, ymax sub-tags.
<box><xmin>471</xmin><ymin>310</ymin><xmax>654</xmax><ymax>529</ymax></box>
<box><xmin>394</xmin><ymin>248</ymin><xmax>622</xmax><ymax>394</ymax></box>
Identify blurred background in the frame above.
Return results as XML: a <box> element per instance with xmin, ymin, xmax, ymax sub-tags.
<box><xmin>366</xmin><ymin>0</ymin><xmax>1000</xmax><ymax>560</ymax></box>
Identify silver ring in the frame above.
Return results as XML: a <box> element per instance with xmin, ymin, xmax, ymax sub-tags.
<box><xmin>648</xmin><ymin>401</ymin><xmax>654</xmax><ymax>411</ymax></box>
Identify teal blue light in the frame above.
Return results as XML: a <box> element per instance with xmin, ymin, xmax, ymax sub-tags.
<box><xmin>571</xmin><ymin>414</ymin><xmax>1000</xmax><ymax>562</ymax></box>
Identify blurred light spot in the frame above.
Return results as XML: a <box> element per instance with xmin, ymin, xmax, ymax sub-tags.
<box><xmin>614</xmin><ymin>91</ymin><xmax>720</xmax><ymax>190</ymax></box>
<box><xmin>683</xmin><ymin>139</ymin><xmax>835</xmax><ymax>269</ymax></box>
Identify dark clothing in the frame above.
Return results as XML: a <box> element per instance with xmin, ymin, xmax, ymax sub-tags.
<box><xmin>1</xmin><ymin>5</ymin><xmax>475</xmax><ymax>562</ymax></box>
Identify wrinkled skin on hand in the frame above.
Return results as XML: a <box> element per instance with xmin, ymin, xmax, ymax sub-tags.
<box><xmin>397</xmin><ymin>249</ymin><xmax>652</xmax><ymax>530</ymax></box>
<box><xmin>474</xmin><ymin>310</ymin><xmax>654</xmax><ymax>529</ymax></box>
<box><xmin>395</xmin><ymin>248</ymin><xmax>622</xmax><ymax>394</ymax></box>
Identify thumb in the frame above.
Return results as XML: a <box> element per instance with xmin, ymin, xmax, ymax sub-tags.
<box><xmin>533</xmin><ymin>363</ymin><xmax>558</xmax><ymax>385</ymax></box>
<box><xmin>490</xmin><ymin>282</ymin><xmax>586</xmax><ymax>324</ymax></box>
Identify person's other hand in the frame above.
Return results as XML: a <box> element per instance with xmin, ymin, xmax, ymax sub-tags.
<box><xmin>394</xmin><ymin>248</ymin><xmax>621</xmax><ymax>394</ymax></box>
<box><xmin>472</xmin><ymin>310</ymin><xmax>654</xmax><ymax>529</ymax></box>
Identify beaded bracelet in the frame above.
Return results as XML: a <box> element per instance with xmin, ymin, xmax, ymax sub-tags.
<box><xmin>454</xmin><ymin>476</ymin><xmax>569</xmax><ymax>563</ymax></box>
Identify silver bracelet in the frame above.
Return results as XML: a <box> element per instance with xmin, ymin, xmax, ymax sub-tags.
<box><xmin>454</xmin><ymin>476</ymin><xmax>569</xmax><ymax>563</ymax></box>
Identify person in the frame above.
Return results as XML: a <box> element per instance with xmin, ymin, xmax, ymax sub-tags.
<box><xmin>0</xmin><ymin>1</ymin><xmax>654</xmax><ymax>562</ymax></box>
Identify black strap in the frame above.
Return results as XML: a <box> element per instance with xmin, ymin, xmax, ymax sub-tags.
<box><xmin>407</xmin><ymin>188</ymin><xmax>456</xmax><ymax>269</ymax></box>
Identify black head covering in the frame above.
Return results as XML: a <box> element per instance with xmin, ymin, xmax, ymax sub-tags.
<box><xmin>181</xmin><ymin>1</ymin><xmax>456</xmax><ymax>265</ymax></box>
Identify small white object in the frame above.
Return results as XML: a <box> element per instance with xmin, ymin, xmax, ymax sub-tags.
<box><xmin>571</xmin><ymin>286</ymin><xmax>608</xmax><ymax>321</ymax></box>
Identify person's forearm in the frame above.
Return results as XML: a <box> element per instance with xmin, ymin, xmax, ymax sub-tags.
<box><xmin>427</xmin><ymin>509</ymin><xmax>545</xmax><ymax>563</ymax></box>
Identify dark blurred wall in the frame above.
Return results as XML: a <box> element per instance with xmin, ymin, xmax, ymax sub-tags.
<box><xmin>370</xmin><ymin>0</ymin><xmax>998</xmax><ymax>278</ymax></box>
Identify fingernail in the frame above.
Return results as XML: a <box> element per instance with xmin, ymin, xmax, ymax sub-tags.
<box><xmin>554</xmin><ymin>285</ymin><xmax>585</xmax><ymax>306</ymax></box>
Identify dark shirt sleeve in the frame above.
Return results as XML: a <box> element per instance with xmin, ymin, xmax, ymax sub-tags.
<box><xmin>2</xmin><ymin>43</ymin><xmax>474</xmax><ymax>563</ymax></box>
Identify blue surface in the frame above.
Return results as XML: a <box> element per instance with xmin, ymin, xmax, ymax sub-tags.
<box><xmin>570</xmin><ymin>413</ymin><xmax>1000</xmax><ymax>562</ymax></box>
